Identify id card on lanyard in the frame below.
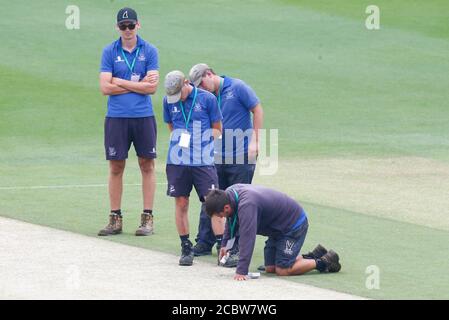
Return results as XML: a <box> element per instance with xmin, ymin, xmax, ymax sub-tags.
<box><xmin>226</xmin><ymin>189</ymin><xmax>239</xmax><ymax>250</ymax></box>
<box><xmin>178</xmin><ymin>87</ymin><xmax>198</xmax><ymax>148</ymax></box>
<box><xmin>121</xmin><ymin>47</ymin><xmax>141</xmax><ymax>82</ymax></box>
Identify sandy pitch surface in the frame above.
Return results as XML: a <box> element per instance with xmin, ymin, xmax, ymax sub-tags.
<box><xmin>0</xmin><ymin>217</ymin><xmax>360</xmax><ymax>300</ymax></box>
<box><xmin>257</xmin><ymin>157</ymin><xmax>449</xmax><ymax>231</ymax></box>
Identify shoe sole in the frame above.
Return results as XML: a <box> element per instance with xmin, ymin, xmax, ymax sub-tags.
<box><xmin>98</xmin><ymin>230</ymin><xmax>122</xmax><ymax>236</ymax></box>
<box><xmin>315</xmin><ymin>244</ymin><xmax>328</xmax><ymax>257</ymax></box>
<box><xmin>328</xmin><ymin>250</ymin><xmax>340</xmax><ymax>261</ymax></box>
<box><xmin>222</xmin><ymin>263</ymin><xmax>238</xmax><ymax>268</ymax></box>
<box><xmin>327</xmin><ymin>250</ymin><xmax>341</xmax><ymax>273</ymax></box>
<box><xmin>135</xmin><ymin>230</ymin><xmax>154</xmax><ymax>236</ymax></box>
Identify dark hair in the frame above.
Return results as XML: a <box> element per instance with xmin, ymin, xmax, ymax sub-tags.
<box><xmin>205</xmin><ymin>189</ymin><xmax>230</xmax><ymax>217</ymax></box>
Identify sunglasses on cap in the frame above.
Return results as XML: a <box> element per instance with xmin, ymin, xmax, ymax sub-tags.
<box><xmin>118</xmin><ymin>23</ymin><xmax>136</xmax><ymax>31</ymax></box>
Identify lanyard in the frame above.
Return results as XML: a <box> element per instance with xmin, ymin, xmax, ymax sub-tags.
<box><xmin>228</xmin><ymin>189</ymin><xmax>239</xmax><ymax>239</ymax></box>
<box><xmin>216</xmin><ymin>78</ymin><xmax>224</xmax><ymax>112</ymax></box>
<box><xmin>179</xmin><ymin>87</ymin><xmax>198</xmax><ymax>130</ymax></box>
<box><xmin>120</xmin><ymin>47</ymin><xmax>140</xmax><ymax>73</ymax></box>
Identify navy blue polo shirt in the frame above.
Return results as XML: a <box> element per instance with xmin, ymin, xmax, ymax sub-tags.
<box><xmin>100</xmin><ymin>35</ymin><xmax>159</xmax><ymax>118</ymax></box>
<box><xmin>215</xmin><ymin>76</ymin><xmax>260</xmax><ymax>161</ymax></box>
<box><xmin>163</xmin><ymin>87</ymin><xmax>222</xmax><ymax>166</ymax></box>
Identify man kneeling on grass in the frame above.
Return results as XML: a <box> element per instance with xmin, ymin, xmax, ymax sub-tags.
<box><xmin>205</xmin><ymin>184</ymin><xmax>341</xmax><ymax>280</ymax></box>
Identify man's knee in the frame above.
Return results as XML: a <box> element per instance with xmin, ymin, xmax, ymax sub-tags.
<box><xmin>176</xmin><ymin>197</ymin><xmax>189</xmax><ymax>211</ymax></box>
<box><xmin>138</xmin><ymin>158</ymin><xmax>155</xmax><ymax>174</ymax></box>
<box><xmin>110</xmin><ymin>160</ymin><xmax>126</xmax><ymax>176</ymax></box>
<box><xmin>275</xmin><ymin>267</ymin><xmax>292</xmax><ymax>276</ymax></box>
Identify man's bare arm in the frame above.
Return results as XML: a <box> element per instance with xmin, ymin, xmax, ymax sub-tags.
<box><xmin>249</xmin><ymin>104</ymin><xmax>264</xmax><ymax>159</ymax></box>
<box><xmin>99</xmin><ymin>72</ymin><xmax>130</xmax><ymax>96</ymax></box>
<box><xmin>113</xmin><ymin>70</ymin><xmax>159</xmax><ymax>95</ymax></box>
<box><xmin>211</xmin><ymin>121</ymin><xmax>223</xmax><ymax>139</ymax></box>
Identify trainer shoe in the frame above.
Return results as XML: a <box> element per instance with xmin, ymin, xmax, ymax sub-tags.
<box><xmin>135</xmin><ymin>213</ymin><xmax>154</xmax><ymax>236</ymax></box>
<box><xmin>179</xmin><ymin>240</ymin><xmax>194</xmax><ymax>266</ymax></box>
<box><xmin>98</xmin><ymin>213</ymin><xmax>122</xmax><ymax>236</ymax></box>
<box><xmin>222</xmin><ymin>251</ymin><xmax>239</xmax><ymax>268</ymax></box>
<box><xmin>193</xmin><ymin>242</ymin><xmax>212</xmax><ymax>256</ymax></box>
<box><xmin>302</xmin><ymin>244</ymin><xmax>328</xmax><ymax>260</ymax></box>
<box><xmin>319</xmin><ymin>250</ymin><xmax>341</xmax><ymax>273</ymax></box>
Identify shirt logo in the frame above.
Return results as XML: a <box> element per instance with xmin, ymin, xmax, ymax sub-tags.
<box><xmin>172</xmin><ymin>106</ymin><xmax>180</xmax><ymax>113</ymax></box>
<box><xmin>138</xmin><ymin>54</ymin><xmax>146</xmax><ymax>61</ymax></box>
<box><xmin>283</xmin><ymin>240</ymin><xmax>295</xmax><ymax>255</ymax></box>
<box><xmin>193</xmin><ymin>103</ymin><xmax>202</xmax><ymax>112</ymax></box>
<box><xmin>225</xmin><ymin>91</ymin><xmax>235</xmax><ymax>100</ymax></box>
<box><xmin>115</xmin><ymin>56</ymin><xmax>124</xmax><ymax>63</ymax></box>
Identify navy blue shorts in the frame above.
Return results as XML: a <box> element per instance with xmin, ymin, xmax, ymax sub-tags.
<box><xmin>215</xmin><ymin>163</ymin><xmax>256</xmax><ymax>189</ymax></box>
<box><xmin>264</xmin><ymin>218</ymin><xmax>309</xmax><ymax>269</ymax></box>
<box><xmin>166</xmin><ymin>165</ymin><xmax>218</xmax><ymax>201</ymax></box>
<box><xmin>104</xmin><ymin>117</ymin><xmax>157</xmax><ymax>160</ymax></box>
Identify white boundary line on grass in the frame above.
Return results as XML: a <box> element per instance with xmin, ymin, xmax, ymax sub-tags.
<box><xmin>0</xmin><ymin>182</ymin><xmax>166</xmax><ymax>191</ymax></box>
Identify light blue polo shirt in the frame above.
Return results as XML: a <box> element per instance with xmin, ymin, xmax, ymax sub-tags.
<box><xmin>100</xmin><ymin>35</ymin><xmax>159</xmax><ymax>118</ymax></box>
<box><xmin>163</xmin><ymin>88</ymin><xmax>222</xmax><ymax>166</ymax></box>
<box><xmin>216</xmin><ymin>76</ymin><xmax>260</xmax><ymax>160</ymax></box>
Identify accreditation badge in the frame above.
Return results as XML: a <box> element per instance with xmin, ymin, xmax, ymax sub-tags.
<box><xmin>179</xmin><ymin>131</ymin><xmax>191</xmax><ymax>148</ymax></box>
<box><xmin>130</xmin><ymin>73</ymin><xmax>140</xmax><ymax>82</ymax></box>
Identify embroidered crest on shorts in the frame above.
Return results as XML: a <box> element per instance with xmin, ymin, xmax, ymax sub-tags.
<box><xmin>284</xmin><ymin>240</ymin><xmax>295</xmax><ymax>255</ymax></box>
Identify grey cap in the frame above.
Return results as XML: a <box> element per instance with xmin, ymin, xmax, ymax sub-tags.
<box><xmin>189</xmin><ymin>63</ymin><xmax>210</xmax><ymax>87</ymax></box>
<box><xmin>164</xmin><ymin>70</ymin><xmax>185</xmax><ymax>104</ymax></box>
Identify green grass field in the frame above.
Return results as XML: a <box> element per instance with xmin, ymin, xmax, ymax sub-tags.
<box><xmin>1</xmin><ymin>0</ymin><xmax>448</xmax><ymax>299</ymax></box>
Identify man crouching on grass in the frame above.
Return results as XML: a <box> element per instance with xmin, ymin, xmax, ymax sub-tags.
<box><xmin>204</xmin><ymin>184</ymin><xmax>341</xmax><ymax>280</ymax></box>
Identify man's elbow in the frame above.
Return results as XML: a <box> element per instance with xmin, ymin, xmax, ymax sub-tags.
<box><xmin>145</xmin><ymin>84</ymin><xmax>158</xmax><ymax>95</ymax></box>
<box><xmin>100</xmin><ymin>85</ymin><xmax>110</xmax><ymax>96</ymax></box>
<box><xmin>146</xmin><ymin>87</ymin><xmax>157</xmax><ymax>95</ymax></box>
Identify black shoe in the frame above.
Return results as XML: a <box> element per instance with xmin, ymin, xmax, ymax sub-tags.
<box><xmin>257</xmin><ymin>265</ymin><xmax>266</xmax><ymax>272</ymax></box>
<box><xmin>193</xmin><ymin>242</ymin><xmax>212</xmax><ymax>256</ymax></box>
<box><xmin>179</xmin><ymin>241</ymin><xmax>194</xmax><ymax>266</ymax></box>
<box><xmin>302</xmin><ymin>244</ymin><xmax>328</xmax><ymax>260</ymax></box>
<box><xmin>319</xmin><ymin>250</ymin><xmax>341</xmax><ymax>273</ymax></box>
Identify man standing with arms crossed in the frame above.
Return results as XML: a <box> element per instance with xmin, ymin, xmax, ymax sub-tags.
<box><xmin>163</xmin><ymin>70</ymin><xmax>224</xmax><ymax>266</ymax></box>
<box><xmin>98</xmin><ymin>8</ymin><xmax>159</xmax><ymax>236</ymax></box>
<box><xmin>189</xmin><ymin>64</ymin><xmax>264</xmax><ymax>266</ymax></box>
